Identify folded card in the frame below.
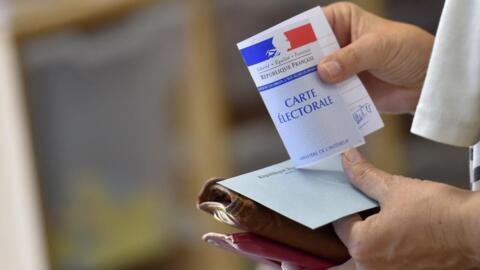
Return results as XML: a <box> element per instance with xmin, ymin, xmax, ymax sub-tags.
<box><xmin>237</xmin><ymin>6</ymin><xmax>383</xmax><ymax>168</ymax></box>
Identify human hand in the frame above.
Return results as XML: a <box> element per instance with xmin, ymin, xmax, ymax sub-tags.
<box><xmin>328</xmin><ymin>148</ymin><xmax>480</xmax><ymax>270</ymax></box>
<box><xmin>318</xmin><ymin>2</ymin><xmax>434</xmax><ymax>114</ymax></box>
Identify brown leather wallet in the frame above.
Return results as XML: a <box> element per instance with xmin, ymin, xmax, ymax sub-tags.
<box><xmin>197</xmin><ymin>178</ymin><xmax>350</xmax><ymax>263</ymax></box>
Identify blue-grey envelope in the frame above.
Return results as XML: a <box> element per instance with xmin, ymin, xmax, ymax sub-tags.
<box><xmin>220</xmin><ymin>155</ymin><xmax>378</xmax><ymax>229</ymax></box>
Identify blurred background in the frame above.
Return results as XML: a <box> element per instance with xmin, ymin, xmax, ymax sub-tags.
<box><xmin>0</xmin><ymin>0</ymin><xmax>468</xmax><ymax>269</ymax></box>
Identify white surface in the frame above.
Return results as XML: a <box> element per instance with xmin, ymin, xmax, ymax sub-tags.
<box><xmin>0</xmin><ymin>8</ymin><xmax>49</xmax><ymax>270</ymax></box>
<box><xmin>473</xmin><ymin>143</ymin><xmax>480</xmax><ymax>191</ymax></box>
<box><xmin>411</xmin><ymin>0</ymin><xmax>480</xmax><ymax>147</ymax></box>
<box><xmin>473</xmin><ymin>181</ymin><xmax>480</xmax><ymax>192</ymax></box>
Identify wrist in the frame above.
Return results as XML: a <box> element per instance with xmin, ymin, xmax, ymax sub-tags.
<box><xmin>462</xmin><ymin>192</ymin><xmax>480</xmax><ymax>265</ymax></box>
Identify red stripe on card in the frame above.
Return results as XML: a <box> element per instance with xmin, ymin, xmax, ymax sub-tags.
<box><xmin>285</xmin><ymin>23</ymin><xmax>317</xmax><ymax>51</ymax></box>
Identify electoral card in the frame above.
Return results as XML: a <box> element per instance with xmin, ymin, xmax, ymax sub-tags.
<box><xmin>237</xmin><ymin>6</ymin><xmax>383</xmax><ymax>168</ymax></box>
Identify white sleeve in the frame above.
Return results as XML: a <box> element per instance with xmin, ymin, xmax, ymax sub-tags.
<box><xmin>411</xmin><ymin>0</ymin><xmax>480</xmax><ymax>147</ymax></box>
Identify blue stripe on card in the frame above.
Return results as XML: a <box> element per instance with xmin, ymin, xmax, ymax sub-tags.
<box><xmin>240</xmin><ymin>38</ymin><xmax>276</xmax><ymax>66</ymax></box>
<box><xmin>258</xmin><ymin>65</ymin><xmax>318</xmax><ymax>92</ymax></box>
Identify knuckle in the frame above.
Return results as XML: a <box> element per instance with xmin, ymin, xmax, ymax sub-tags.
<box><xmin>369</xmin><ymin>33</ymin><xmax>391</xmax><ymax>67</ymax></box>
<box><xmin>352</xmin><ymin>162</ymin><xmax>375</xmax><ymax>184</ymax></box>
<box><xmin>388</xmin><ymin>174</ymin><xmax>403</xmax><ymax>189</ymax></box>
<box><xmin>346</xmin><ymin>216</ymin><xmax>385</xmax><ymax>264</ymax></box>
<box><xmin>377</xmin><ymin>33</ymin><xmax>390</xmax><ymax>53</ymax></box>
<box><xmin>337</xmin><ymin>46</ymin><xmax>361</xmax><ymax>73</ymax></box>
<box><xmin>343</xmin><ymin>45</ymin><xmax>360</xmax><ymax>64</ymax></box>
<box><xmin>347</xmin><ymin>223</ymin><xmax>376</xmax><ymax>263</ymax></box>
<box><xmin>333</xmin><ymin>1</ymin><xmax>360</xmax><ymax>13</ymax></box>
<box><xmin>348</xmin><ymin>241</ymin><xmax>371</xmax><ymax>263</ymax></box>
<box><xmin>367</xmin><ymin>32</ymin><xmax>382</xmax><ymax>49</ymax></box>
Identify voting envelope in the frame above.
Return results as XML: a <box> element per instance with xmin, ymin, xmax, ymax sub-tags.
<box><xmin>220</xmin><ymin>155</ymin><xmax>378</xmax><ymax>229</ymax></box>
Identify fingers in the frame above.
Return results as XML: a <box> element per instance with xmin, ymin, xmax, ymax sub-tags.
<box><xmin>341</xmin><ymin>148</ymin><xmax>393</xmax><ymax>202</ymax></box>
<box><xmin>358</xmin><ymin>73</ymin><xmax>421</xmax><ymax>114</ymax></box>
<box><xmin>327</xmin><ymin>259</ymin><xmax>357</xmax><ymax>270</ymax></box>
<box><xmin>332</xmin><ymin>214</ymin><xmax>363</xmax><ymax>247</ymax></box>
<box><xmin>318</xmin><ymin>33</ymin><xmax>386</xmax><ymax>83</ymax></box>
<box><xmin>322</xmin><ymin>3</ymin><xmax>355</xmax><ymax>47</ymax></box>
<box><xmin>320</xmin><ymin>2</ymin><xmax>391</xmax><ymax>83</ymax></box>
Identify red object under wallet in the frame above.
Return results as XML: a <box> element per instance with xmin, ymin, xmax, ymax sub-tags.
<box><xmin>203</xmin><ymin>232</ymin><xmax>336</xmax><ymax>270</ymax></box>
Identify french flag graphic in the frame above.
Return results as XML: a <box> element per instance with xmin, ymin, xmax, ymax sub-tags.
<box><xmin>240</xmin><ymin>23</ymin><xmax>317</xmax><ymax>67</ymax></box>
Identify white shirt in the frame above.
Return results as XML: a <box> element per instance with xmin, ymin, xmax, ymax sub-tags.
<box><xmin>411</xmin><ymin>0</ymin><xmax>480</xmax><ymax>147</ymax></box>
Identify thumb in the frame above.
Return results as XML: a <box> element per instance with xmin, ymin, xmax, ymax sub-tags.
<box><xmin>318</xmin><ymin>33</ymin><xmax>385</xmax><ymax>83</ymax></box>
<box><xmin>341</xmin><ymin>148</ymin><xmax>392</xmax><ymax>202</ymax></box>
<box><xmin>327</xmin><ymin>259</ymin><xmax>357</xmax><ymax>270</ymax></box>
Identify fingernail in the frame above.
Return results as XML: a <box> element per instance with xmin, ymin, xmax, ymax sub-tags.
<box><xmin>319</xmin><ymin>61</ymin><xmax>341</xmax><ymax>80</ymax></box>
<box><xmin>343</xmin><ymin>148</ymin><xmax>362</xmax><ymax>163</ymax></box>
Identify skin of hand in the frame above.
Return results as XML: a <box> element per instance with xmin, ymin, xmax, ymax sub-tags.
<box><xmin>318</xmin><ymin>2</ymin><xmax>434</xmax><ymax>114</ymax></box>
<box><xmin>327</xmin><ymin>148</ymin><xmax>480</xmax><ymax>270</ymax></box>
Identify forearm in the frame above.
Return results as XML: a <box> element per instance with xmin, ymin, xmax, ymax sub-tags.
<box><xmin>463</xmin><ymin>192</ymin><xmax>480</xmax><ymax>265</ymax></box>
